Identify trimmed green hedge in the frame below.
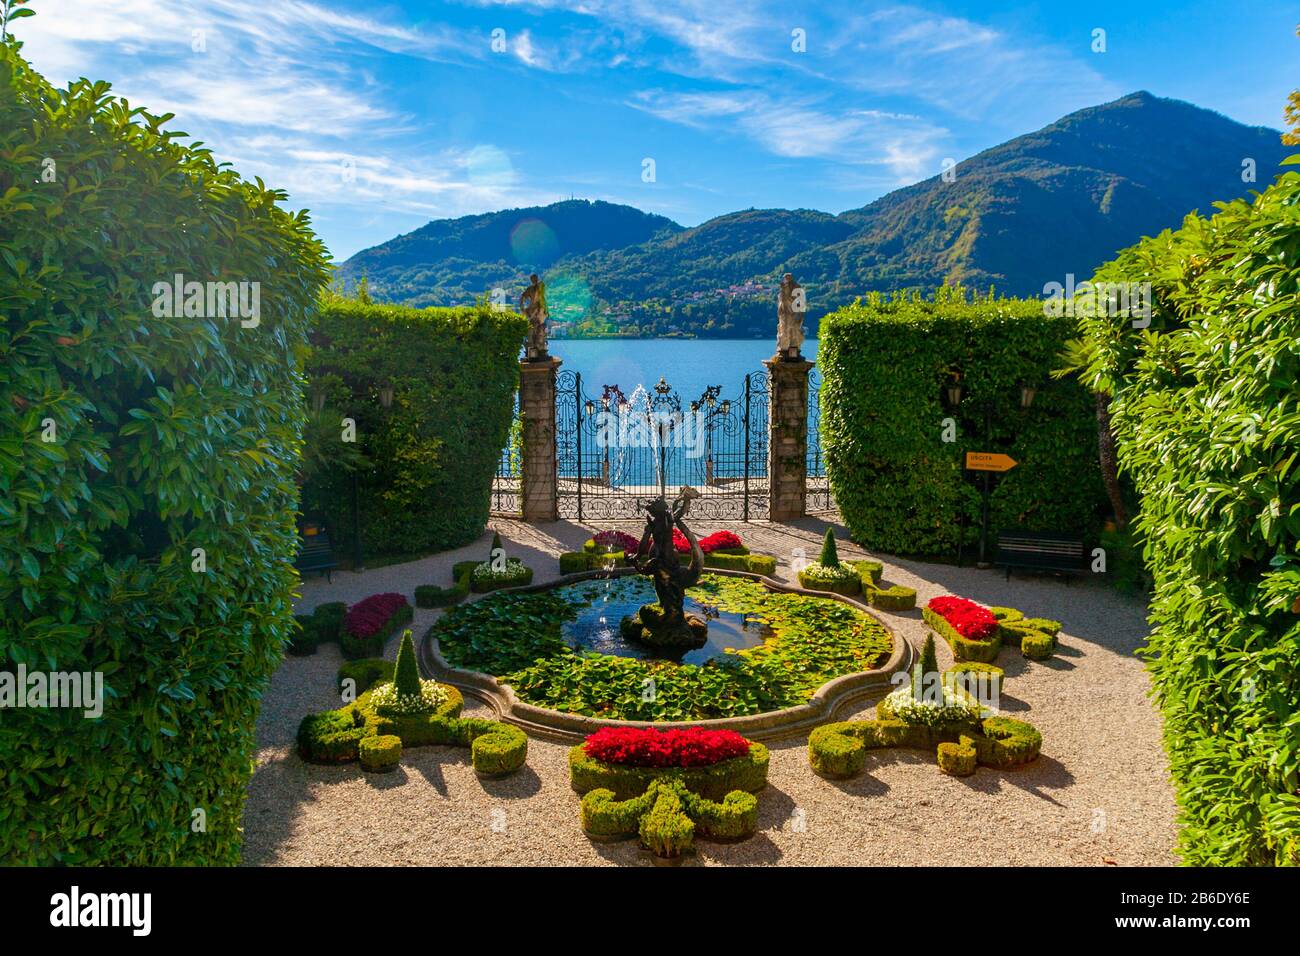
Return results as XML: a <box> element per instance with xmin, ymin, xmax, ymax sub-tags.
<box><xmin>924</xmin><ymin>602</ymin><xmax>1058</xmax><ymax>662</ymax></box>
<box><xmin>568</xmin><ymin>741</ymin><xmax>770</xmax><ymax>801</ymax></box>
<box><xmin>559</xmin><ymin>549</ymin><xmax>778</xmax><ymax>577</ymax></box>
<box><xmin>290</xmin><ymin>601</ymin><xmax>347</xmax><ymax>656</ymax></box>
<box><xmin>297</xmin><ymin>670</ymin><xmax>528</xmax><ymax>776</ymax></box>
<box><xmin>570</xmin><ymin>741</ymin><xmax>766</xmax><ymax>858</ymax></box>
<box><xmin>340</xmin><ymin>601</ymin><xmax>412</xmax><ymax>660</ymax></box>
<box><xmin>808</xmin><ymin>715</ymin><xmax>1042</xmax><ymax>779</ymax></box>
<box><xmin>0</xmin><ymin>43</ymin><xmax>330</xmax><ymax>864</ymax></box>
<box><xmin>923</xmin><ymin>605</ymin><xmax>1001</xmax><ymax>663</ymax></box>
<box><xmin>581</xmin><ymin>778</ymin><xmax>759</xmax><ymax>857</ymax></box>
<box><xmin>1062</xmin><ymin>151</ymin><xmax>1300</xmax><ymax>866</ymax></box>
<box><xmin>302</xmin><ymin>297</ymin><xmax>525</xmax><ymax>560</ymax></box>
<box><xmin>337</xmin><ymin>658</ymin><xmax>394</xmax><ymax>696</ymax></box>
<box><xmin>819</xmin><ymin>289</ymin><xmax>1108</xmax><ymax>556</ymax></box>
<box><xmin>864</xmin><ymin>583</ymin><xmax>916</xmax><ymax>611</ymax></box>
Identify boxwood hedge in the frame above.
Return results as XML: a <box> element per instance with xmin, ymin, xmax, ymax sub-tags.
<box><xmin>0</xmin><ymin>42</ymin><xmax>330</xmax><ymax>863</ymax></box>
<box><xmin>302</xmin><ymin>297</ymin><xmax>525</xmax><ymax>559</ymax></box>
<box><xmin>1063</xmin><ymin>151</ymin><xmax>1300</xmax><ymax>865</ymax></box>
<box><xmin>818</xmin><ymin>289</ymin><xmax>1107</xmax><ymax>556</ymax></box>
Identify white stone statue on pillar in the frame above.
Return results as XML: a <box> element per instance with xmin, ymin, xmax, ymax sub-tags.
<box><xmin>776</xmin><ymin>272</ymin><xmax>805</xmax><ymax>361</ymax></box>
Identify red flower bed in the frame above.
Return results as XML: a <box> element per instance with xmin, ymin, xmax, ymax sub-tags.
<box><xmin>634</xmin><ymin>528</ymin><xmax>746</xmax><ymax>554</ymax></box>
<box><xmin>344</xmin><ymin>592</ymin><xmax>409</xmax><ymax>639</ymax></box>
<box><xmin>583</xmin><ymin>726</ymin><xmax>752</xmax><ymax>768</ymax></box>
<box><xmin>592</xmin><ymin>529</ymin><xmax>640</xmax><ymax>553</ymax></box>
<box><xmin>927</xmin><ymin>596</ymin><xmax>998</xmax><ymax>642</ymax></box>
<box><xmin>699</xmin><ymin>530</ymin><xmax>743</xmax><ymax>553</ymax></box>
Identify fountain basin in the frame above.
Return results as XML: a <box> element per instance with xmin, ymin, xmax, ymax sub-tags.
<box><xmin>421</xmin><ymin>568</ymin><xmax>911</xmax><ymax>742</ymax></box>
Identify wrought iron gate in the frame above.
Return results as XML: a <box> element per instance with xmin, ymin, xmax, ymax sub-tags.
<box><xmin>806</xmin><ymin>367</ymin><xmax>833</xmax><ymax>514</ymax></box>
<box><xmin>554</xmin><ymin>370</ymin><xmax>769</xmax><ymax>521</ymax></box>
<box><xmin>491</xmin><ymin>365</ymin><xmax>830</xmax><ymax>521</ymax></box>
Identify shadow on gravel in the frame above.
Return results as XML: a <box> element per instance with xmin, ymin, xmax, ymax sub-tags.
<box><xmin>479</xmin><ymin>765</ymin><xmax>543</xmax><ymax>799</ymax></box>
<box><xmin>957</xmin><ymin>753</ymin><xmax>1075</xmax><ymax>806</ymax></box>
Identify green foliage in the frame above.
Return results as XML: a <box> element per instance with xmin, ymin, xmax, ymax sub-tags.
<box><xmin>568</xmin><ymin>741</ymin><xmax>770</xmax><ymax>802</ymax></box>
<box><xmin>918</xmin><ymin>634</ymin><xmax>939</xmax><ymax>685</ymax></box>
<box><xmin>302</xmin><ymin>295</ymin><xmax>525</xmax><ymax>560</ymax></box>
<box><xmin>296</xmin><ymin>682</ymin><xmax>528</xmax><ymax>776</ymax></box>
<box><xmin>489</xmin><ymin>531</ymin><xmax>503</xmax><ymax>561</ymax></box>
<box><xmin>818</xmin><ymin>528</ymin><xmax>840</xmax><ymax>567</ymax></box>
<box><xmin>1063</xmin><ymin>152</ymin><xmax>1300</xmax><ymax>866</ymax></box>
<box><xmin>340</xmin><ymin>98</ymin><xmax>1291</xmax><ymax>335</ymax></box>
<box><xmin>864</xmin><ymin>583</ymin><xmax>917</xmax><ymax>611</ymax></box>
<box><xmin>289</xmin><ymin>601</ymin><xmax>346</xmax><ymax>656</ymax></box>
<box><xmin>340</xmin><ymin>601</ymin><xmax>411</xmax><ymax>660</ymax></box>
<box><xmin>936</xmin><ymin>741</ymin><xmax>977</xmax><ymax>777</ymax></box>
<box><xmin>436</xmin><ymin>574</ymin><xmax>892</xmax><ymax>720</ymax></box>
<box><xmin>579</xmin><ymin>776</ymin><xmax>759</xmax><ymax>859</ymax></box>
<box><xmin>392</xmin><ymin>630</ymin><xmax>421</xmax><ymax>698</ymax></box>
<box><xmin>358</xmin><ymin>734</ymin><xmax>402</xmax><ymax>773</ymax></box>
<box><xmin>559</xmin><ymin>551</ymin><xmax>593</xmax><ymax>574</ymax></box>
<box><xmin>469</xmin><ymin>557</ymin><xmax>533</xmax><ymax>592</ymax></box>
<box><xmin>808</xmin><ymin>715</ymin><xmax>1042</xmax><ymax>779</ymax></box>
<box><xmin>337</xmin><ymin>658</ymin><xmax>394</xmax><ymax>696</ymax></box>
<box><xmin>461</xmin><ymin>719</ymin><xmax>529</xmax><ymax>776</ymax></box>
<box><xmin>819</xmin><ymin>290</ymin><xmax>1107</xmax><ymax>556</ymax></box>
<box><xmin>796</xmin><ymin>562</ymin><xmax>861</xmax><ymax>595</ymax></box>
<box><xmin>849</xmin><ymin>559</ymin><xmax>883</xmax><ymax>585</ymax></box>
<box><xmin>415</xmin><ymin>580</ymin><xmax>468</xmax><ymax>608</ymax></box>
<box><xmin>0</xmin><ymin>43</ymin><xmax>329</xmax><ymax>864</ymax></box>
<box><xmin>924</xmin><ymin>605</ymin><xmax>1002</xmax><ymax>663</ymax></box>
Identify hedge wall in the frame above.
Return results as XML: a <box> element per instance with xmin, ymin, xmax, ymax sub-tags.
<box><xmin>819</xmin><ymin>290</ymin><xmax>1107</xmax><ymax>556</ymax></box>
<box><xmin>0</xmin><ymin>43</ymin><xmax>330</xmax><ymax>862</ymax></box>
<box><xmin>1066</xmin><ymin>156</ymin><xmax>1300</xmax><ymax>865</ymax></box>
<box><xmin>302</xmin><ymin>297</ymin><xmax>525</xmax><ymax>558</ymax></box>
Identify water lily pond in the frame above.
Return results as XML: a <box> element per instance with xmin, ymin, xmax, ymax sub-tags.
<box><xmin>433</xmin><ymin>573</ymin><xmax>892</xmax><ymax>721</ymax></box>
<box><xmin>563</xmin><ymin>575</ymin><xmax>771</xmax><ymax>665</ymax></box>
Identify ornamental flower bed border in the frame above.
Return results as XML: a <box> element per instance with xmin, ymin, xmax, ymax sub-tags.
<box><xmin>925</xmin><ymin>596</ymin><xmax>999</xmax><ymax>642</ymax></box>
<box><xmin>582</xmin><ymin>726</ymin><xmax>752</xmax><ymax>769</ymax></box>
<box><xmin>341</xmin><ymin>592</ymin><xmax>413</xmax><ymax>659</ymax></box>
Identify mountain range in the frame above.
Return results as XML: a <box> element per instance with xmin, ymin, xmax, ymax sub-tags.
<box><xmin>340</xmin><ymin>92</ymin><xmax>1291</xmax><ymax>337</ymax></box>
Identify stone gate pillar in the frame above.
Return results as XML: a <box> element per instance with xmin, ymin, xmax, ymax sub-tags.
<box><xmin>764</xmin><ymin>357</ymin><xmax>813</xmax><ymax>521</ymax></box>
<box><xmin>519</xmin><ymin>357</ymin><xmax>561</xmax><ymax>522</ymax></box>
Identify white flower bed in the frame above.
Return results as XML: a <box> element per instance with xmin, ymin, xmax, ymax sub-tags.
<box><xmin>881</xmin><ymin>683</ymin><xmax>980</xmax><ymax>728</ymax></box>
<box><xmin>370</xmin><ymin>679</ymin><xmax>450</xmax><ymax>716</ymax></box>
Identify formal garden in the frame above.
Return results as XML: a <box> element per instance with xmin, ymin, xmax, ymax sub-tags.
<box><xmin>2</xmin><ymin>21</ymin><xmax>1297</xmax><ymax>870</ymax></box>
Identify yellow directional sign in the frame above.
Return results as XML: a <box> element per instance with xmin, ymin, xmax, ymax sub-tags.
<box><xmin>965</xmin><ymin>452</ymin><xmax>1018</xmax><ymax>473</ymax></box>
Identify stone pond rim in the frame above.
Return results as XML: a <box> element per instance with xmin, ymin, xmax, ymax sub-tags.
<box><xmin>418</xmin><ymin>566</ymin><xmax>912</xmax><ymax>743</ymax></box>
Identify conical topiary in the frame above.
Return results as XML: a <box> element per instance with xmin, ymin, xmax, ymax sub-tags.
<box><xmin>920</xmin><ymin>633</ymin><xmax>939</xmax><ymax>682</ymax></box>
<box><xmin>818</xmin><ymin>528</ymin><xmax>840</xmax><ymax>568</ymax></box>
<box><xmin>489</xmin><ymin>531</ymin><xmax>505</xmax><ymax>565</ymax></box>
<box><xmin>393</xmin><ymin>630</ymin><xmax>421</xmax><ymax>698</ymax></box>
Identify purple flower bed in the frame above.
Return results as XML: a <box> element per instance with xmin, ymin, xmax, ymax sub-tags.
<box><xmin>345</xmin><ymin>592</ymin><xmax>409</xmax><ymax>639</ymax></box>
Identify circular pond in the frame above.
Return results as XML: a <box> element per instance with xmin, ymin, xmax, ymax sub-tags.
<box><xmin>562</xmin><ymin>575</ymin><xmax>771</xmax><ymax>665</ymax></box>
<box><xmin>431</xmin><ymin>571</ymin><xmax>894</xmax><ymax>722</ymax></box>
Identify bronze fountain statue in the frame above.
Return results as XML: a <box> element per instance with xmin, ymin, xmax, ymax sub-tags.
<box><xmin>620</xmin><ymin>487</ymin><xmax>708</xmax><ymax>650</ymax></box>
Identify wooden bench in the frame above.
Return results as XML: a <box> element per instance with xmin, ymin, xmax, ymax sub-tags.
<box><xmin>295</xmin><ymin>529</ymin><xmax>338</xmax><ymax>582</ymax></box>
<box><xmin>995</xmin><ymin>530</ymin><xmax>1086</xmax><ymax>581</ymax></box>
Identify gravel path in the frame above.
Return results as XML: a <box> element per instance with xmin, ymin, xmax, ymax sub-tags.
<box><xmin>242</xmin><ymin>517</ymin><xmax>1178</xmax><ymax>866</ymax></box>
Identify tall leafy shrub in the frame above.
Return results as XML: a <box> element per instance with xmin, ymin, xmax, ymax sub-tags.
<box><xmin>303</xmin><ymin>296</ymin><xmax>525</xmax><ymax>557</ymax></box>
<box><xmin>0</xmin><ymin>43</ymin><xmax>330</xmax><ymax>862</ymax></box>
<box><xmin>1064</xmin><ymin>158</ymin><xmax>1300</xmax><ymax>865</ymax></box>
<box><xmin>819</xmin><ymin>290</ymin><xmax>1106</xmax><ymax>556</ymax></box>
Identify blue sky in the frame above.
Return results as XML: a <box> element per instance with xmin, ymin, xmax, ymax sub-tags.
<box><xmin>14</xmin><ymin>1</ymin><xmax>1299</xmax><ymax>261</ymax></box>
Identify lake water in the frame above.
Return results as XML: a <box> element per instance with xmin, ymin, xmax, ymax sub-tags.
<box><xmin>548</xmin><ymin>338</ymin><xmax>820</xmax><ymax>403</ymax></box>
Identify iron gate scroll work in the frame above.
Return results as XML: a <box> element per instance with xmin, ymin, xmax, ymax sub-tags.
<box><xmin>492</xmin><ymin>367</ymin><xmax>830</xmax><ymax>521</ymax></box>
<box><xmin>806</xmin><ymin>366</ymin><xmax>833</xmax><ymax>514</ymax></box>
<box><xmin>551</xmin><ymin>371</ymin><xmax>769</xmax><ymax>522</ymax></box>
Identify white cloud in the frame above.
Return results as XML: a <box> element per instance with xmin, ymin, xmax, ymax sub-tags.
<box><xmin>630</xmin><ymin>88</ymin><xmax>946</xmax><ymax>180</ymax></box>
